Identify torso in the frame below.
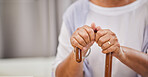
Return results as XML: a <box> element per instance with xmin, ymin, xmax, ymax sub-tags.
<box><xmin>85</xmin><ymin>1</ymin><xmax>148</xmax><ymax>77</ymax></box>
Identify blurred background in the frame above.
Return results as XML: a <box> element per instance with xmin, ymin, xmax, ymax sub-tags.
<box><xmin>0</xmin><ymin>0</ymin><xmax>76</xmax><ymax>77</ymax></box>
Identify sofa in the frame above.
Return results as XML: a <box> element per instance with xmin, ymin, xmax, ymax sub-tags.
<box><xmin>0</xmin><ymin>57</ymin><xmax>55</xmax><ymax>77</ymax></box>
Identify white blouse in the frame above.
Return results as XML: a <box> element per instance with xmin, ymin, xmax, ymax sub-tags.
<box><xmin>53</xmin><ymin>0</ymin><xmax>148</xmax><ymax>77</ymax></box>
<box><xmin>85</xmin><ymin>1</ymin><xmax>148</xmax><ymax>77</ymax></box>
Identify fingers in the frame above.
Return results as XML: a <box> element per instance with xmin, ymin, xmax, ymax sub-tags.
<box><xmin>95</xmin><ymin>29</ymin><xmax>120</xmax><ymax>54</ymax></box>
<box><xmin>97</xmin><ymin>33</ymin><xmax>112</xmax><ymax>47</ymax></box>
<box><xmin>102</xmin><ymin>43</ymin><xmax>120</xmax><ymax>54</ymax></box>
<box><xmin>95</xmin><ymin>29</ymin><xmax>108</xmax><ymax>42</ymax></box>
<box><xmin>78</xmin><ymin>27</ymin><xmax>90</xmax><ymax>44</ymax></box>
<box><xmin>96</xmin><ymin>29</ymin><xmax>115</xmax><ymax>43</ymax></box>
<box><xmin>70</xmin><ymin>37</ymin><xmax>83</xmax><ymax>50</ymax></box>
<box><xmin>91</xmin><ymin>23</ymin><xmax>96</xmax><ymax>31</ymax></box>
<box><xmin>96</xmin><ymin>26</ymin><xmax>101</xmax><ymax>31</ymax></box>
<box><xmin>71</xmin><ymin>23</ymin><xmax>120</xmax><ymax>55</ymax></box>
<box><xmin>83</xmin><ymin>25</ymin><xmax>95</xmax><ymax>41</ymax></box>
<box><xmin>74</xmin><ymin>33</ymin><xmax>87</xmax><ymax>47</ymax></box>
<box><xmin>101</xmin><ymin>37</ymin><xmax>117</xmax><ymax>50</ymax></box>
<box><xmin>70</xmin><ymin>25</ymin><xmax>95</xmax><ymax>51</ymax></box>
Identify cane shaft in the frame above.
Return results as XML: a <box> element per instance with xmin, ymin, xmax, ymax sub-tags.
<box><xmin>105</xmin><ymin>52</ymin><xmax>113</xmax><ymax>77</ymax></box>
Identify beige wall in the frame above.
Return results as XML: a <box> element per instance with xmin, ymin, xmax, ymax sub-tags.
<box><xmin>0</xmin><ymin>0</ymin><xmax>50</xmax><ymax>57</ymax></box>
<box><xmin>0</xmin><ymin>0</ymin><xmax>76</xmax><ymax>58</ymax></box>
<box><xmin>0</xmin><ymin>17</ymin><xmax>2</xmax><ymax>58</ymax></box>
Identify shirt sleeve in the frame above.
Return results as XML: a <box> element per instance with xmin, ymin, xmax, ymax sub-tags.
<box><xmin>138</xmin><ymin>24</ymin><xmax>148</xmax><ymax>75</ymax></box>
<box><xmin>52</xmin><ymin>22</ymin><xmax>73</xmax><ymax>77</ymax></box>
<box><xmin>142</xmin><ymin>3</ymin><xmax>148</xmax><ymax>54</ymax></box>
<box><xmin>142</xmin><ymin>25</ymin><xmax>148</xmax><ymax>54</ymax></box>
<box><xmin>52</xmin><ymin>22</ymin><xmax>93</xmax><ymax>77</ymax></box>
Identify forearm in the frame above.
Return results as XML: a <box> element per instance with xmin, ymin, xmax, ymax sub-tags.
<box><xmin>56</xmin><ymin>51</ymin><xmax>83</xmax><ymax>77</ymax></box>
<box><xmin>115</xmin><ymin>46</ymin><xmax>148</xmax><ymax>77</ymax></box>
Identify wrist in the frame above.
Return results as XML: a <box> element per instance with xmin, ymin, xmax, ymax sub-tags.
<box><xmin>114</xmin><ymin>46</ymin><xmax>126</xmax><ymax>60</ymax></box>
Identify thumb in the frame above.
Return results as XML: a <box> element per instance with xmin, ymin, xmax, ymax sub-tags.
<box><xmin>96</xmin><ymin>26</ymin><xmax>101</xmax><ymax>31</ymax></box>
<box><xmin>91</xmin><ymin>22</ymin><xmax>96</xmax><ymax>30</ymax></box>
<box><xmin>91</xmin><ymin>23</ymin><xmax>102</xmax><ymax>33</ymax></box>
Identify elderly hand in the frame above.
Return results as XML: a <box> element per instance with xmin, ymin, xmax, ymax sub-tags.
<box><xmin>95</xmin><ymin>26</ymin><xmax>121</xmax><ymax>56</ymax></box>
<box><xmin>70</xmin><ymin>24</ymin><xmax>96</xmax><ymax>55</ymax></box>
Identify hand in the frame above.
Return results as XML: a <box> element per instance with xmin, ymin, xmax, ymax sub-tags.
<box><xmin>95</xmin><ymin>26</ymin><xmax>120</xmax><ymax>56</ymax></box>
<box><xmin>70</xmin><ymin>24</ymin><xmax>95</xmax><ymax>55</ymax></box>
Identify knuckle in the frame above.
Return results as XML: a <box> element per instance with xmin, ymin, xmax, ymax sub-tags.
<box><xmin>97</xmin><ymin>31</ymin><xmax>102</xmax><ymax>36</ymax></box>
<box><xmin>73</xmin><ymin>41</ymin><xmax>77</xmax><ymax>46</ymax></box>
<box><xmin>72</xmin><ymin>41</ymin><xmax>76</xmax><ymax>45</ymax></box>
<box><xmin>88</xmin><ymin>29</ymin><xmax>92</xmax><ymax>33</ymax></box>
<box><xmin>102</xmin><ymin>50</ymin><xmax>105</xmax><ymax>53</ymax></box>
<box><xmin>106</xmin><ymin>29</ymin><xmax>111</xmax><ymax>32</ymax></box>
<box><xmin>74</xmin><ymin>35</ymin><xmax>77</xmax><ymax>39</ymax></box>
<box><xmin>114</xmin><ymin>38</ymin><xmax>118</xmax><ymax>41</ymax></box>
<box><xmin>99</xmin><ymin>38</ymin><xmax>104</xmax><ymax>43</ymax></box>
<box><xmin>75</xmin><ymin>42</ymin><xmax>78</xmax><ymax>46</ymax></box>
<box><xmin>111</xmin><ymin>32</ymin><xmax>115</xmax><ymax>36</ymax></box>
<box><xmin>104</xmin><ymin>49</ymin><xmax>108</xmax><ymax>53</ymax></box>
<box><xmin>116</xmin><ymin>43</ymin><xmax>120</xmax><ymax>47</ymax></box>
<box><xmin>73</xmin><ymin>32</ymin><xmax>77</xmax><ymax>35</ymax></box>
<box><xmin>74</xmin><ymin>33</ymin><xmax>78</xmax><ymax>36</ymax></box>
<box><xmin>76</xmin><ymin>27</ymin><xmax>81</xmax><ymax>30</ymax></box>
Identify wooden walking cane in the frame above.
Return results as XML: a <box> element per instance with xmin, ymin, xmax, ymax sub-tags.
<box><xmin>75</xmin><ymin>29</ymin><xmax>113</xmax><ymax>77</ymax></box>
<box><xmin>105</xmin><ymin>52</ymin><xmax>113</xmax><ymax>77</ymax></box>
